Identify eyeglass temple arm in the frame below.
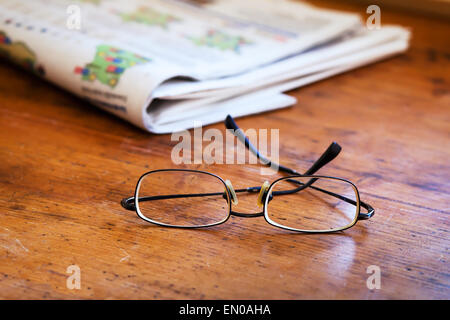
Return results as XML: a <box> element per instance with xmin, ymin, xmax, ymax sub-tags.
<box><xmin>275</xmin><ymin>180</ymin><xmax>374</xmax><ymax>219</ymax></box>
<box><xmin>224</xmin><ymin>115</ymin><xmax>341</xmax><ymax>175</ymax></box>
<box><xmin>225</xmin><ymin>115</ymin><xmax>374</xmax><ymax>219</ymax></box>
<box><xmin>121</xmin><ymin>184</ymin><xmax>373</xmax><ymax>219</ymax></box>
<box><xmin>121</xmin><ymin>192</ymin><xmax>223</xmax><ymax>210</ymax></box>
<box><xmin>121</xmin><ymin>188</ymin><xmax>256</xmax><ymax>211</ymax></box>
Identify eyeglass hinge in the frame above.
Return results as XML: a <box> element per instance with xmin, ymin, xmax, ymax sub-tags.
<box><xmin>121</xmin><ymin>197</ymin><xmax>136</xmax><ymax>211</ymax></box>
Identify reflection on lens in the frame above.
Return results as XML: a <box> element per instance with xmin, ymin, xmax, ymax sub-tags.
<box><xmin>266</xmin><ymin>176</ymin><xmax>359</xmax><ymax>232</ymax></box>
<box><xmin>136</xmin><ymin>170</ymin><xmax>229</xmax><ymax>227</ymax></box>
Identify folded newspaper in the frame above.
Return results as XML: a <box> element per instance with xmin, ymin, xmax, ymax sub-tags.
<box><xmin>0</xmin><ymin>0</ymin><xmax>410</xmax><ymax>133</ymax></box>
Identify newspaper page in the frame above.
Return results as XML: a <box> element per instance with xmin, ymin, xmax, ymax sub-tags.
<box><xmin>0</xmin><ymin>0</ymin><xmax>408</xmax><ymax>133</ymax></box>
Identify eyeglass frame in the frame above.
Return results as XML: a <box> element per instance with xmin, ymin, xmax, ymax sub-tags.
<box><xmin>121</xmin><ymin>115</ymin><xmax>375</xmax><ymax>233</ymax></box>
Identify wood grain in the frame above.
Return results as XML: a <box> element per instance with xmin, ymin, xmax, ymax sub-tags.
<box><xmin>0</xmin><ymin>1</ymin><xmax>449</xmax><ymax>299</ymax></box>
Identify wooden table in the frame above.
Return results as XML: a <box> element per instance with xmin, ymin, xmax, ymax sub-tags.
<box><xmin>0</xmin><ymin>1</ymin><xmax>448</xmax><ymax>299</ymax></box>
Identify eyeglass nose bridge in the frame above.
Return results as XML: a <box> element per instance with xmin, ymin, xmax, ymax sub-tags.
<box><xmin>257</xmin><ymin>181</ymin><xmax>271</xmax><ymax>208</ymax></box>
<box><xmin>225</xmin><ymin>180</ymin><xmax>272</xmax><ymax>218</ymax></box>
<box><xmin>224</xmin><ymin>180</ymin><xmax>238</xmax><ymax>205</ymax></box>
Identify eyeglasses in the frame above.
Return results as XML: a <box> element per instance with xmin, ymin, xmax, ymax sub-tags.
<box><xmin>121</xmin><ymin>116</ymin><xmax>374</xmax><ymax>233</ymax></box>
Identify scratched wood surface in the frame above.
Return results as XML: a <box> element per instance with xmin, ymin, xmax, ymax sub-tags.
<box><xmin>0</xmin><ymin>1</ymin><xmax>449</xmax><ymax>299</ymax></box>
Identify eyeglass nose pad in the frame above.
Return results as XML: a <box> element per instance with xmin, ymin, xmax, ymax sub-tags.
<box><xmin>257</xmin><ymin>181</ymin><xmax>271</xmax><ymax>208</ymax></box>
<box><xmin>225</xmin><ymin>180</ymin><xmax>238</xmax><ymax>205</ymax></box>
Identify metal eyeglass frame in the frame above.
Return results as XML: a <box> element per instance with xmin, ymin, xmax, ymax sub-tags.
<box><xmin>121</xmin><ymin>115</ymin><xmax>375</xmax><ymax>233</ymax></box>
